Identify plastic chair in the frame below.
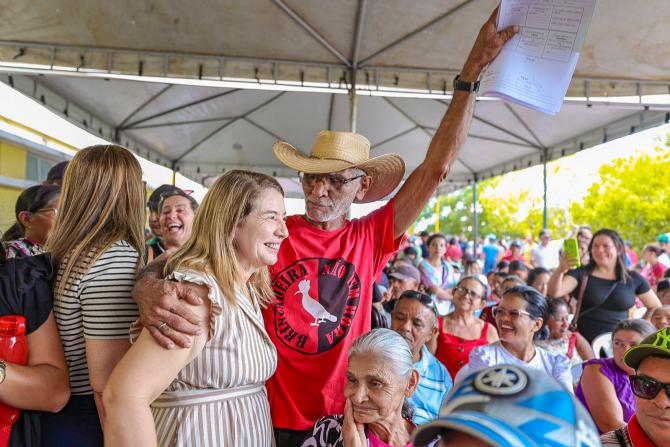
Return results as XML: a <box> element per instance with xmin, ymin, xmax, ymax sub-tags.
<box><xmin>591</xmin><ymin>332</ymin><xmax>613</xmax><ymax>358</ymax></box>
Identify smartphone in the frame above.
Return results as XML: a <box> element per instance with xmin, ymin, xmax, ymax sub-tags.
<box><xmin>563</xmin><ymin>239</ymin><xmax>581</xmax><ymax>269</ymax></box>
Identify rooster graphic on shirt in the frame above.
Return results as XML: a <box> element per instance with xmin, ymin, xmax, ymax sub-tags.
<box><xmin>295</xmin><ymin>279</ymin><xmax>337</xmax><ymax>326</ymax></box>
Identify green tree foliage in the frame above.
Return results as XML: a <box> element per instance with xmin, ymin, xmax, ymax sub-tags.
<box><xmin>570</xmin><ymin>148</ymin><xmax>670</xmax><ymax>250</ymax></box>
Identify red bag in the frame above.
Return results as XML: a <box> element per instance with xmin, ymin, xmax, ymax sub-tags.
<box><xmin>0</xmin><ymin>316</ymin><xmax>29</xmax><ymax>447</ymax></box>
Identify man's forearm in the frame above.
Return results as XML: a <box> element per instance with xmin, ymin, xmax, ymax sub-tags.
<box><xmin>137</xmin><ymin>256</ymin><xmax>168</xmax><ymax>281</ymax></box>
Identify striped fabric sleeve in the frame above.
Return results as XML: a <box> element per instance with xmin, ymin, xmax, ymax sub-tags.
<box><xmin>80</xmin><ymin>241</ymin><xmax>140</xmax><ymax>340</ymax></box>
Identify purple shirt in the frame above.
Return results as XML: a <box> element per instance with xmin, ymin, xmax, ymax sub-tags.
<box><xmin>575</xmin><ymin>358</ymin><xmax>635</xmax><ymax>433</ymax></box>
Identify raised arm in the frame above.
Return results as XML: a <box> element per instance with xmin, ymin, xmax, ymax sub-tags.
<box><xmin>393</xmin><ymin>9</ymin><xmax>518</xmax><ymax>239</ymax></box>
<box><xmin>133</xmin><ymin>256</ymin><xmax>206</xmax><ymax>348</ymax></box>
<box><xmin>547</xmin><ymin>253</ymin><xmax>578</xmax><ymax>298</ymax></box>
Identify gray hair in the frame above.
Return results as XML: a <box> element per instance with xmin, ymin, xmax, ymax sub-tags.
<box><xmin>348</xmin><ymin>328</ymin><xmax>415</xmax><ymax>419</ymax></box>
<box><xmin>613</xmin><ymin>318</ymin><xmax>656</xmax><ymax>339</ymax></box>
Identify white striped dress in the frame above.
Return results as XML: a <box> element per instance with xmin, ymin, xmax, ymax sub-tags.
<box><xmin>146</xmin><ymin>270</ymin><xmax>277</xmax><ymax>447</ymax></box>
<box><xmin>53</xmin><ymin>240</ymin><xmax>139</xmax><ymax>395</ymax></box>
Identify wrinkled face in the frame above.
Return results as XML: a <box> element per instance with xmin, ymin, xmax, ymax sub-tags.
<box><xmin>234</xmin><ymin>188</ymin><xmax>288</xmax><ymax>273</ymax></box>
<box><xmin>148</xmin><ymin>210</ymin><xmax>161</xmax><ymax>237</ymax></box>
<box><xmin>388</xmin><ymin>277</ymin><xmax>419</xmax><ymax>300</ymax></box>
<box><xmin>345</xmin><ymin>353</ymin><xmax>410</xmax><ymax>424</ymax></box>
<box><xmin>453</xmin><ymin>278</ymin><xmax>486</xmax><ymax>313</ymax></box>
<box><xmin>24</xmin><ymin>196</ymin><xmax>60</xmax><ymax>245</ymax></box>
<box><xmin>530</xmin><ymin>272</ymin><xmax>550</xmax><ymax>296</ymax></box>
<box><xmin>428</xmin><ymin>237</ymin><xmax>447</xmax><ymax>258</ymax></box>
<box><xmin>651</xmin><ymin>309</ymin><xmax>670</xmax><ymax>330</ymax></box>
<box><xmin>590</xmin><ymin>235</ymin><xmax>619</xmax><ymax>268</ymax></box>
<box><xmin>548</xmin><ymin>304</ymin><xmax>570</xmax><ymax>339</ymax></box>
<box><xmin>612</xmin><ymin>329</ymin><xmax>644</xmax><ymax>374</ymax></box>
<box><xmin>302</xmin><ymin>168</ymin><xmax>365</xmax><ymax>224</ymax></box>
<box><xmin>635</xmin><ymin>357</ymin><xmax>670</xmax><ymax>447</ymax></box>
<box><xmin>391</xmin><ymin>298</ymin><xmax>437</xmax><ymax>357</ymax></box>
<box><xmin>159</xmin><ymin>196</ymin><xmax>196</xmax><ymax>249</ymax></box>
<box><xmin>495</xmin><ymin>294</ymin><xmax>542</xmax><ymax>347</ymax></box>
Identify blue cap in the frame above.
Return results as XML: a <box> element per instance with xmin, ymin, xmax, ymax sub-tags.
<box><xmin>412</xmin><ymin>365</ymin><xmax>601</xmax><ymax>447</ymax></box>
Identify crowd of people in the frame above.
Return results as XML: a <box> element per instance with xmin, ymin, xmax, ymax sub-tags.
<box><xmin>1</xmin><ymin>7</ymin><xmax>669</xmax><ymax>447</ymax></box>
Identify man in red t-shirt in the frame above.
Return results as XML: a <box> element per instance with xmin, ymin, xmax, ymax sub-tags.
<box><xmin>131</xmin><ymin>9</ymin><xmax>517</xmax><ymax>446</ymax></box>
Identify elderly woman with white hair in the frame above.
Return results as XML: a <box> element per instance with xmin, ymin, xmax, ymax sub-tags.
<box><xmin>301</xmin><ymin>328</ymin><xmax>437</xmax><ymax>447</ymax></box>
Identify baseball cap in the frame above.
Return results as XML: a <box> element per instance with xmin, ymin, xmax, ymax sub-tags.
<box><xmin>486</xmin><ymin>233</ymin><xmax>497</xmax><ymax>241</ymax></box>
<box><xmin>511</xmin><ymin>240</ymin><xmax>521</xmax><ymax>248</ymax></box>
<box><xmin>624</xmin><ymin>326</ymin><xmax>670</xmax><ymax>370</ymax></box>
<box><xmin>657</xmin><ymin>233</ymin><xmax>669</xmax><ymax>244</ymax></box>
<box><xmin>388</xmin><ymin>265</ymin><xmax>421</xmax><ymax>283</ymax></box>
<box><xmin>412</xmin><ymin>365</ymin><xmax>601</xmax><ymax>447</ymax></box>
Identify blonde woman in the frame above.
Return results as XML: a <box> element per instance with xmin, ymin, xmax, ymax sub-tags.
<box><xmin>104</xmin><ymin>170</ymin><xmax>288</xmax><ymax>446</ymax></box>
<box><xmin>44</xmin><ymin>145</ymin><xmax>145</xmax><ymax>445</ymax></box>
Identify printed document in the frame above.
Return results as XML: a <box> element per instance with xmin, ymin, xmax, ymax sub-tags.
<box><xmin>480</xmin><ymin>0</ymin><xmax>597</xmax><ymax>115</ymax></box>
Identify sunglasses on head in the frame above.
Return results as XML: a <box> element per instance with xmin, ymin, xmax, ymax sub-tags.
<box><xmin>630</xmin><ymin>375</ymin><xmax>670</xmax><ymax>400</ymax></box>
<box><xmin>398</xmin><ymin>291</ymin><xmax>438</xmax><ymax>317</ymax></box>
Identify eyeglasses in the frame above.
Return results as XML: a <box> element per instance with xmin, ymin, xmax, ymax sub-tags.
<box><xmin>630</xmin><ymin>375</ymin><xmax>670</xmax><ymax>400</ymax></box>
<box><xmin>299</xmin><ymin>172</ymin><xmax>365</xmax><ymax>190</ymax></box>
<box><xmin>398</xmin><ymin>291</ymin><xmax>439</xmax><ymax>317</ymax></box>
<box><xmin>453</xmin><ymin>286</ymin><xmax>483</xmax><ymax>301</ymax></box>
<box><xmin>35</xmin><ymin>207</ymin><xmax>58</xmax><ymax>216</ymax></box>
<box><xmin>492</xmin><ymin>306</ymin><xmax>533</xmax><ymax>320</ymax></box>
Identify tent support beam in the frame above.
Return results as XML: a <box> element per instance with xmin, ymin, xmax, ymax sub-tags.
<box><xmin>172</xmin><ymin>91</ymin><xmax>285</xmax><ymax>163</ymax></box>
<box><xmin>120</xmin><ymin>89</ymin><xmax>241</xmax><ymax>130</ymax></box>
<box><xmin>117</xmin><ymin>84</ymin><xmax>172</xmax><ymax>129</ymax></box>
<box><xmin>504</xmin><ymin>103</ymin><xmax>546</xmax><ymax>149</ymax></box>
<box><xmin>543</xmin><ymin>148</ymin><xmax>548</xmax><ymax>229</ymax></box>
<box><xmin>131</xmin><ymin>116</ymin><xmax>238</xmax><ymax>130</ymax></box>
<box><xmin>371</xmin><ymin>125</ymin><xmax>419</xmax><ymax>149</ymax></box>
<box><xmin>351</xmin><ymin>0</ymin><xmax>368</xmax><ymax>68</ymax></box>
<box><xmin>358</xmin><ymin>0</ymin><xmax>475</xmax><ymax>67</ymax></box>
<box><xmin>327</xmin><ymin>93</ymin><xmax>335</xmax><ymax>130</ymax></box>
<box><xmin>472</xmin><ymin>174</ymin><xmax>479</xmax><ymax>257</ymax></box>
<box><xmin>272</xmin><ymin>0</ymin><xmax>351</xmax><ymax>67</ymax></box>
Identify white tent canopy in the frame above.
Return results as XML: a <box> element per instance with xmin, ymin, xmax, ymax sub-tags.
<box><xmin>1</xmin><ymin>0</ymin><xmax>669</xmax><ymax>197</ymax></box>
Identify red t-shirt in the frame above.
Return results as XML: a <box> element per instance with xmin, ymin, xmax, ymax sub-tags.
<box><xmin>263</xmin><ymin>201</ymin><xmax>402</xmax><ymax>430</ymax></box>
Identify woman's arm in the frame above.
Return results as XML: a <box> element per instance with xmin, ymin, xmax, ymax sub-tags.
<box><xmin>580</xmin><ymin>364</ymin><xmax>626</xmax><ymax>433</ymax></box>
<box><xmin>0</xmin><ymin>312</ymin><xmax>70</xmax><ymax>412</ymax></box>
<box><xmin>637</xmin><ymin>289</ymin><xmax>662</xmax><ymax>319</ymax></box>
<box><xmin>103</xmin><ymin>299</ymin><xmax>210</xmax><ymax>447</ymax></box>
<box><xmin>575</xmin><ymin>333</ymin><xmax>595</xmax><ymax>361</ymax></box>
<box><xmin>547</xmin><ymin>255</ymin><xmax>578</xmax><ymax>298</ymax></box>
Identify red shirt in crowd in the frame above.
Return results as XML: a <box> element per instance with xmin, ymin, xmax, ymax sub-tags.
<box><xmin>263</xmin><ymin>201</ymin><xmax>401</xmax><ymax>430</ymax></box>
<box><xmin>445</xmin><ymin>244</ymin><xmax>462</xmax><ymax>262</ymax></box>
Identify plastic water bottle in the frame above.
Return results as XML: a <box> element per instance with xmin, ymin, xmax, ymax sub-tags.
<box><xmin>0</xmin><ymin>316</ymin><xmax>28</xmax><ymax>447</ymax></box>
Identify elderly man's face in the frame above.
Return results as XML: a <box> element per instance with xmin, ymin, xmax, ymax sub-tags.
<box><xmin>302</xmin><ymin>168</ymin><xmax>368</xmax><ymax>224</ymax></box>
<box><xmin>635</xmin><ymin>356</ymin><xmax>670</xmax><ymax>446</ymax></box>
<box><xmin>391</xmin><ymin>298</ymin><xmax>437</xmax><ymax>359</ymax></box>
<box><xmin>388</xmin><ymin>277</ymin><xmax>418</xmax><ymax>300</ymax></box>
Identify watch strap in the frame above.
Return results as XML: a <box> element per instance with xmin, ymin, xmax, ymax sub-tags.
<box><xmin>0</xmin><ymin>360</ymin><xmax>6</xmax><ymax>384</ymax></box>
<box><xmin>453</xmin><ymin>74</ymin><xmax>480</xmax><ymax>93</ymax></box>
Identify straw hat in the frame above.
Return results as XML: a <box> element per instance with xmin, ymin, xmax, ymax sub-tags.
<box><xmin>273</xmin><ymin>130</ymin><xmax>405</xmax><ymax>203</ymax></box>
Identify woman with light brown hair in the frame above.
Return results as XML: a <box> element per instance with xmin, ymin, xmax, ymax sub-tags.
<box><xmin>104</xmin><ymin>170</ymin><xmax>288</xmax><ymax>447</ymax></box>
<box><xmin>44</xmin><ymin>144</ymin><xmax>145</xmax><ymax>446</ymax></box>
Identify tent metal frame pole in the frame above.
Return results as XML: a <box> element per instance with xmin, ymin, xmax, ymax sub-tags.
<box><xmin>472</xmin><ymin>174</ymin><xmax>479</xmax><ymax>258</ymax></box>
<box><xmin>542</xmin><ymin>148</ymin><xmax>548</xmax><ymax>229</ymax></box>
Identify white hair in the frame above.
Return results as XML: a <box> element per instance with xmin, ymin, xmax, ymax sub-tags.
<box><xmin>348</xmin><ymin>328</ymin><xmax>414</xmax><ymax>378</ymax></box>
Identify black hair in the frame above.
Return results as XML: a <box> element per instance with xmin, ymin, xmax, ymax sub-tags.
<box><xmin>508</xmin><ymin>260</ymin><xmax>528</xmax><ymax>272</ymax></box>
<box><xmin>586</xmin><ymin>229</ymin><xmax>630</xmax><ymax>283</ymax></box>
<box><xmin>644</xmin><ymin>244</ymin><xmax>664</xmax><ymax>257</ymax></box>
<box><xmin>2</xmin><ymin>184</ymin><xmax>61</xmax><ymax>242</ymax></box>
<box><xmin>403</xmin><ymin>246</ymin><xmax>419</xmax><ymax>257</ymax></box>
<box><xmin>493</xmin><ymin>271</ymin><xmax>508</xmax><ymax>280</ymax></box>
<box><xmin>547</xmin><ymin>297</ymin><xmax>569</xmax><ymax>317</ymax></box>
<box><xmin>419</xmin><ymin>230</ymin><xmax>430</xmax><ymax>237</ymax></box>
<box><xmin>158</xmin><ymin>190</ymin><xmax>199</xmax><ymax>214</ymax></box>
<box><xmin>502</xmin><ymin>274</ymin><xmax>526</xmax><ymax>287</ymax></box>
<box><xmin>527</xmin><ymin>267</ymin><xmax>550</xmax><ymax>288</ymax></box>
<box><xmin>449</xmin><ymin>237</ymin><xmax>458</xmax><ymax>245</ymax></box>
<box><xmin>426</xmin><ymin>232</ymin><xmax>447</xmax><ymax>247</ymax></box>
<box><xmin>496</xmin><ymin>260</ymin><xmax>510</xmax><ymax>271</ymax></box>
<box><xmin>503</xmin><ymin>285</ymin><xmax>549</xmax><ymax>341</ymax></box>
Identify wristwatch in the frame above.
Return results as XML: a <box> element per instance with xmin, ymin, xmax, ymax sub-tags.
<box><xmin>0</xmin><ymin>360</ymin><xmax>6</xmax><ymax>384</ymax></box>
<box><xmin>453</xmin><ymin>74</ymin><xmax>480</xmax><ymax>93</ymax></box>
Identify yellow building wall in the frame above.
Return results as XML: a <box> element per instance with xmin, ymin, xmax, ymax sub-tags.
<box><xmin>0</xmin><ymin>141</ymin><xmax>28</xmax><ymax>231</ymax></box>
